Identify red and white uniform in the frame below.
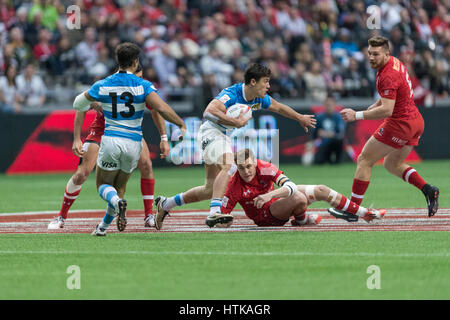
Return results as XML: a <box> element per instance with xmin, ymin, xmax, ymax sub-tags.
<box><xmin>221</xmin><ymin>160</ymin><xmax>287</xmax><ymax>226</ymax></box>
<box><xmin>85</xmin><ymin>110</ymin><xmax>105</xmax><ymax>144</ymax></box>
<box><xmin>373</xmin><ymin>56</ymin><xmax>424</xmax><ymax>149</ymax></box>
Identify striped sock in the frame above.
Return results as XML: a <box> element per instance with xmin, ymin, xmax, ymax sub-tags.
<box><xmin>98</xmin><ymin>184</ymin><xmax>120</xmax><ymax>210</ymax></box>
<box><xmin>402</xmin><ymin>167</ymin><xmax>426</xmax><ymax>190</ymax></box>
<box><xmin>99</xmin><ymin>204</ymin><xmax>115</xmax><ymax>229</ymax></box>
<box><xmin>141</xmin><ymin>178</ymin><xmax>155</xmax><ymax>218</ymax></box>
<box><xmin>59</xmin><ymin>188</ymin><xmax>81</xmax><ymax>219</ymax></box>
<box><xmin>351</xmin><ymin>179</ymin><xmax>370</xmax><ymax>205</ymax></box>
<box><xmin>209</xmin><ymin>198</ymin><xmax>222</xmax><ymax>214</ymax></box>
<box><xmin>162</xmin><ymin>193</ymin><xmax>185</xmax><ymax>211</ymax></box>
<box><xmin>336</xmin><ymin>196</ymin><xmax>368</xmax><ymax>217</ymax></box>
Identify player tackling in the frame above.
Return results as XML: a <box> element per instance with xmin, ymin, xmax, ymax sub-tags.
<box><xmin>329</xmin><ymin>36</ymin><xmax>439</xmax><ymax>221</ymax></box>
<box><xmin>154</xmin><ymin>63</ymin><xmax>316</xmax><ymax>229</ymax></box>
<box><xmin>220</xmin><ymin>149</ymin><xmax>385</xmax><ymax>226</ymax></box>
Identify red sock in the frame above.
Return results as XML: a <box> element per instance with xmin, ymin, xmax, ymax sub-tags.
<box><xmin>351</xmin><ymin>179</ymin><xmax>370</xmax><ymax>205</ymax></box>
<box><xmin>141</xmin><ymin>178</ymin><xmax>155</xmax><ymax>218</ymax></box>
<box><xmin>402</xmin><ymin>167</ymin><xmax>426</xmax><ymax>190</ymax></box>
<box><xmin>59</xmin><ymin>188</ymin><xmax>81</xmax><ymax>219</ymax></box>
<box><xmin>336</xmin><ymin>195</ymin><xmax>360</xmax><ymax>215</ymax></box>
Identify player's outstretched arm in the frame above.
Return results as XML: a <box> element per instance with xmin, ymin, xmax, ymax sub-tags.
<box><xmin>145</xmin><ymin>92</ymin><xmax>186</xmax><ymax>137</ymax></box>
<box><xmin>267</xmin><ymin>98</ymin><xmax>316</xmax><ymax>132</ymax></box>
<box><xmin>204</xmin><ymin>99</ymin><xmax>249</xmax><ymax>128</ymax></box>
<box><xmin>150</xmin><ymin>109</ymin><xmax>170</xmax><ymax>158</ymax></box>
<box><xmin>341</xmin><ymin>98</ymin><xmax>395</xmax><ymax>122</ymax></box>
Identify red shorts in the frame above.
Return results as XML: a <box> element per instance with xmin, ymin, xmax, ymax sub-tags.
<box><xmin>245</xmin><ymin>198</ymin><xmax>288</xmax><ymax>227</ymax></box>
<box><xmin>372</xmin><ymin>114</ymin><xmax>424</xmax><ymax>149</ymax></box>
<box><xmin>85</xmin><ymin>127</ymin><xmax>104</xmax><ymax>144</ymax></box>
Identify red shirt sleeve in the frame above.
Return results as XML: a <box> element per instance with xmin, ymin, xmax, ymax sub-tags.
<box><xmin>378</xmin><ymin>74</ymin><xmax>398</xmax><ymax>100</ymax></box>
<box><xmin>221</xmin><ymin>178</ymin><xmax>239</xmax><ymax>214</ymax></box>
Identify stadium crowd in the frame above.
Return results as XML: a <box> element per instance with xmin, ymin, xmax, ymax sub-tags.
<box><xmin>0</xmin><ymin>0</ymin><xmax>449</xmax><ymax>113</ymax></box>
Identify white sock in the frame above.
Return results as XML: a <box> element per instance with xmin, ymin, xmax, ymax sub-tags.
<box><xmin>356</xmin><ymin>206</ymin><xmax>368</xmax><ymax>217</ymax></box>
<box><xmin>162</xmin><ymin>193</ymin><xmax>185</xmax><ymax>211</ymax></box>
<box><xmin>209</xmin><ymin>198</ymin><xmax>222</xmax><ymax>215</ymax></box>
<box><xmin>66</xmin><ymin>177</ymin><xmax>82</xmax><ymax>193</ymax></box>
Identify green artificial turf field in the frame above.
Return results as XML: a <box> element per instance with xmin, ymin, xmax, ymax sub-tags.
<box><xmin>0</xmin><ymin>160</ymin><xmax>449</xmax><ymax>300</ymax></box>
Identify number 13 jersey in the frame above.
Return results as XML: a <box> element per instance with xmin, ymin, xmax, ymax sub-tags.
<box><xmin>88</xmin><ymin>70</ymin><xmax>157</xmax><ymax>142</ymax></box>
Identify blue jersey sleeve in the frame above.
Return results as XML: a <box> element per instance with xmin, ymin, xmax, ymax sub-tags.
<box><xmin>260</xmin><ymin>94</ymin><xmax>272</xmax><ymax>109</ymax></box>
<box><xmin>87</xmin><ymin>80</ymin><xmax>103</xmax><ymax>101</ymax></box>
<box><xmin>142</xmin><ymin>79</ymin><xmax>157</xmax><ymax>96</ymax></box>
<box><xmin>215</xmin><ymin>87</ymin><xmax>237</xmax><ymax>108</ymax></box>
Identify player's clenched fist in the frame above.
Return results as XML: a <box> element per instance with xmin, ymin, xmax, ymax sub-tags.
<box><xmin>340</xmin><ymin>108</ymin><xmax>356</xmax><ymax>122</ymax></box>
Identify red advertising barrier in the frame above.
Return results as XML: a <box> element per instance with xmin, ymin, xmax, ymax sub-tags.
<box><xmin>7</xmin><ymin>110</ymin><xmax>97</xmax><ymax>174</ymax></box>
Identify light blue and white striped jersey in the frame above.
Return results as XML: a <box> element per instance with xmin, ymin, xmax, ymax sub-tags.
<box><xmin>204</xmin><ymin>82</ymin><xmax>272</xmax><ymax>132</ymax></box>
<box><xmin>88</xmin><ymin>71</ymin><xmax>157</xmax><ymax>142</ymax></box>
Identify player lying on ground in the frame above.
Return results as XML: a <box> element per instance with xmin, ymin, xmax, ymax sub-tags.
<box><xmin>218</xmin><ymin>149</ymin><xmax>385</xmax><ymax>228</ymax></box>
<box><xmin>330</xmin><ymin>36</ymin><xmax>439</xmax><ymax>222</ymax></box>
<box><xmin>72</xmin><ymin>42</ymin><xmax>186</xmax><ymax>236</ymax></box>
<box><xmin>154</xmin><ymin>63</ymin><xmax>316</xmax><ymax>230</ymax></box>
<box><xmin>48</xmin><ymin>65</ymin><xmax>170</xmax><ymax>230</ymax></box>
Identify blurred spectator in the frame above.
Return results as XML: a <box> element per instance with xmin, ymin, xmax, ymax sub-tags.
<box><xmin>9</xmin><ymin>26</ymin><xmax>32</xmax><ymax>70</ymax></box>
<box><xmin>414</xmin><ymin>8</ymin><xmax>433</xmax><ymax>45</ymax></box>
<box><xmin>304</xmin><ymin>60</ymin><xmax>327</xmax><ymax>101</ymax></box>
<box><xmin>322</xmin><ymin>56</ymin><xmax>344</xmax><ymax>97</ymax></box>
<box><xmin>75</xmin><ymin>27</ymin><xmax>98</xmax><ymax>72</ymax></box>
<box><xmin>32</xmin><ymin>28</ymin><xmax>56</xmax><ymax>68</ymax></box>
<box><xmin>0</xmin><ymin>64</ymin><xmax>21</xmax><ymax>113</ymax></box>
<box><xmin>47</xmin><ymin>35</ymin><xmax>76</xmax><ymax>79</ymax></box>
<box><xmin>331</xmin><ymin>28</ymin><xmax>359</xmax><ymax>67</ymax></box>
<box><xmin>16</xmin><ymin>62</ymin><xmax>47</xmax><ymax>108</ymax></box>
<box><xmin>152</xmin><ymin>43</ymin><xmax>178</xmax><ymax>92</ymax></box>
<box><xmin>381</xmin><ymin>0</ymin><xmax>402</xmax><ymax>33</ymax></box>
<box><xmin>199</xmin><ymin>46</ymin><xmax>233</xmax><ymax>89</ymax></box>
<box><xmin>28</xmin><ymin>0</ymin><xmax>60</xmax><ymax>31</ymax></box>
<box><xmin>289</xmin><ymin>62</ymin><xmax>307</xmax><ymax>98</ymax></box>
<box><xmin>313</xmin><ymin>95</ymin><xmax>346</xmax><ymax>165</ymax></box>
<box><xmin>0</xmin><ymin>0</ymin><xmax>16</xmax><ymax>29</ymax></box>
<box><xmin>342</xmin><ymin>57</ymin><xmax>371</xmax><ymax>97</ymax></box>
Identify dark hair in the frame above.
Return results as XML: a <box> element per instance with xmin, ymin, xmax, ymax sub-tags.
<box><xmin>244</xmin><ymin>63</ymin><xmax>271</xmax><ymax>84</ymax></box>
<box><xmin>115</xmin><ymin>42</ymin><xmax>141</xmax><ymax>69</ymax></box>
<box><xmin>135</xmin><ymin>63</ymin><xmax>143</xmax><ymax>74</ymax></box>
<box><xmin>234</xmin><ymin>148</ymin><xmax>255</xmax><ymax>165</ymax></box>
<box><xmin>368</xmin><ymin>36</ymin><xmax>390</xmax><ymax>52</ymax></box>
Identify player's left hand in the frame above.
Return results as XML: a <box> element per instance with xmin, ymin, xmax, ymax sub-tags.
<box><xmin>160</xmin><ymin>140</ymin><xmax>170</xmax><ymax>159</ymax></box>
<box><xmin>253</xmin><ymin>194</ymin><xmax>272</xmax><ymax>209</ymax></box>
<box><xmin>340</xmin><ymin>108</ymin><xmax>356</xmax><ymax>122</ymax></box>
<box><xmin>299</xmin><ymin>114</ymin><xmax>316</xmax><ymax>133</ymax></box>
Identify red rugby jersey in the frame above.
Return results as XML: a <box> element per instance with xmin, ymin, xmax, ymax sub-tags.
<box><xmin>376</xmin><ymin>56</ymin><xmax>420</xmax><ymax>120</ymax></box>
<box><xmin>221</xmin><ymin>160</ymin><xmax>283</xmax><ymax>218</ymax></box>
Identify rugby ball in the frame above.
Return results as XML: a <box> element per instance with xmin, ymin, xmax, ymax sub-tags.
<box><xmin>224</xmin><ymin>103</ymin><xmax>252</xmax><ymax>129</ymax></box>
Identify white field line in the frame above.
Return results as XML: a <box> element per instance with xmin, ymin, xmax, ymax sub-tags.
<box><xmin>0</xmin><ymin>250</ymin><xmax>448</xmax><ymax>258</ymax></box>
<box><xmin>1</xmin><ymin>208</ymin><xmax>450</xmax><ymax>216</ymax></box>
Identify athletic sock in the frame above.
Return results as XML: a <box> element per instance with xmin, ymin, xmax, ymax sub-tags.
<box><xmin>162</xmin><ymin>193</ymin><xmax>185</xmax><ymax>211</ymax></box>
<box><xmin>209</xmin><ymin>198</ymin><xmax>222</xmax><ymax>215</ymax></box>
<box><xmin>59</xmin><ymin>188</ymin><xmax>81</xmax><ymax>219</ymax></box>
<box><xmin>351</xmin><ymin>179</ymin><xmax>370</xmax><ymax>205</ymax></box>
<box><xmin>59</xmin><ymin>177</ymin><xmax>82</xmax><ymax>219</ymax></box>
<box><xmin>402</xmin><ymin>167</ymin><xmax>426</xmax><ymax>190</ymax></box>
<box><xmin>99</xmin><ymin>205</ymin><xmax>115</xmax><ymax>229</ymax></box>
<box><xmin>336</xmin><ymin>195</ymin><xmax>368</xmax><ymax>217</ymax></box>
<box><xmin>141</xmin><ymin>178</ymin><xmax>155</xmax><ymax>218</ymax></box>
<box><xmin>293</xmin><ymin>210</ymin><xmax>307</xmax><ymax>224</ymax></box>
<box><xmin>98</xmin><ymin>184</ymin><xmax>120</xmax><ymax>210</ymax></box>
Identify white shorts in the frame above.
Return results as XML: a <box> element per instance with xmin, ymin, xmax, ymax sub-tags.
<box><xmin>198</xmin><ymin>123</ymin><xmax>232</xmax><ymax>165</ymax></box>
<box><xmin>97</xmin><ymin>136</ymin><xmax>142</xmax><ymax>173</ymax></box>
